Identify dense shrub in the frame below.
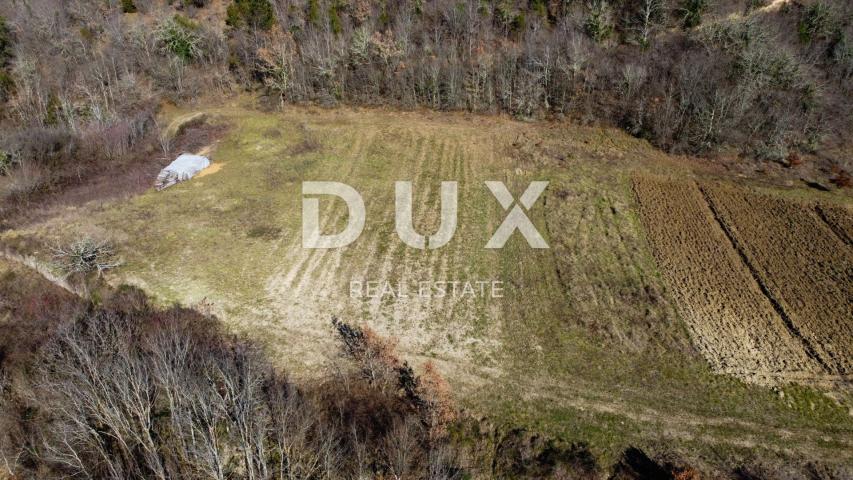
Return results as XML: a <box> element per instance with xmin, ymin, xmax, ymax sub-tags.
<box><xmin>0</xmin><ymin>273</ymin><xmax>605</xmax><ymax>479</ymax></box>
<box><xmin>0</xmin><ymin>16</ymin><xmax>11</xmax><ymax>66</ymax></box>
<box><xmin>0</xmin><ymin>15</ymin><xmax>13</xmax><ymax>105</ymax></box>
<box><xmin>798</xmin><ymin>2</ymin><xmax>836</xmax><ymax>43</ymax></box>
<box><xmin>679</xmin><ymin>0</ymin><xmax>708</xmax><ymax>29</ymax></box>
<box><xmin>226</xmin><ymin>0</ymin><xmax>275</xmax><ymax>31</ymax></box>
<box><xmin>0</xmin><ymin>149</ymin><xmax>10</xmax><ymax>175</ymax></box>
<box><xmin>1</xmin><ymin>127</ymin><xmax>76</xmax><ymax>172</ymax></box>
<box><xmin>0</xmin><ymin>69</ymin><xmax>12</xmax><ymax>103</ymax></box>
<box><xmin>0</xmin><ymin>127</ymin><xmax>77</xmax><ymax>206</ymax></box>
<box><xmin>52</xmin><ymin>238</ymin><xmax>120</xmax><ymax>276</ymax></box>
<box><xmin>830</xmin><ymin>33</ymin><xmax>853</xmax><ymax>80</ymax></box>
<box><xmin>0</xmin><ymin>282</ymin><xmax>461</xmax><ymax>478</ymax></box>
<box><xmin>156</xmin><ymin>14</ymin><xmax>204</xmax><ymax>61</ymax></box>
<box><xmin>0</xmin><ymin>265</ymin><xmax>85</xmax><ymax>371</ymax></box>
<box><xmin>121</xmin><ymin>0</ymin><xmax>138</xmax><ymax>14</ymax></box>
<box><xmin>584</xmin><ymin>0</ymin><xmax>615</xmax><ymax>42</ymax></box>
<box><xmin>0</xmin><ymin>107</ymin><xmax>156</xmax><ymax>219</ymax></box>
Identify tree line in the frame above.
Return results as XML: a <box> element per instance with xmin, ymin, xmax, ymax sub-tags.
<box><xmin>0</xmin><ymin>263</ymin><xmax>625</xmax><ymax>479</ymax></box>
<box><xmin>0</xmin><ymin>0</ymin><xmax>850</xmax><ymax>164</ymax></box>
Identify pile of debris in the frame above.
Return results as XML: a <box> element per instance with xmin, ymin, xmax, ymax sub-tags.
<box><xmin>155</xmin><ymin>153</ymin><xmax>210</xmax><ymax>190</ymax></box>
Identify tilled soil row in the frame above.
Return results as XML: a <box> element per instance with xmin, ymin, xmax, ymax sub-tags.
<box><xmin>698</xmin><ymin>186</ymin><xmax>831</xmax><ymax>373</ymax></box>
<box><xmin>701</xmin><ymin>183</ymin><xmax>853</xmax><ymax>376</ymax></box>
<box><xmin>815</xmin><ymin>203</ymin><xmax>853</xmax><ymax>247</ymax></box>
<box><xmin>632</xmin><ymin>175</ymin><xmax>823</xmax><ymax>385</ymax></box>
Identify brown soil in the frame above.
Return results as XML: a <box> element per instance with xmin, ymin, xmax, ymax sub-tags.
<box><xmin>196</xmin><ymin>162</ymin><xmax>224</xmax><ymax>177</ymax></box>
<box><xmin>814</xmin><ymin>203</ymin><xmax>853</xmax><ymax>247</ymax></box>
<box><xmin>701</xmin><ymin>183</ymin><xmax>853</xmax><ymax>376</ymax></box>
<box><xmin>632</xmin><ymin>175</ymin><xmax>826</xmax><ymax>385</ymax></box>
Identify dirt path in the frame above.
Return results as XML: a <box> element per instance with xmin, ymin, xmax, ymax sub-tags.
<box><xmin>0</xmin><ymin>248</ymin><xmax>83</xmax><ymax>296</ymax></box>
<box><xmin>512</xmin><ymin>376</ymin><xmax>853</xmax><ymax>461</ymax></box>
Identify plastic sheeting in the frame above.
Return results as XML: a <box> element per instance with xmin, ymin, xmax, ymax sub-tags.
<box><xmin>155</xmin><ymin>153</ymin><xmax>210</xmax><ymax>190</ymax></box>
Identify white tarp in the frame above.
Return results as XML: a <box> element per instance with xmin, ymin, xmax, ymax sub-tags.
<box><xmin>155</xmin><ymin>153</ymin><xmax>210</xmax><ymax>190</ymax></box>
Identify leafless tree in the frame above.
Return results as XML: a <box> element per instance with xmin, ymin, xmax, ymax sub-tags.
<box><xmin>384</xmin><ymin>417</ymin><xmax>422</xmax><ymax>479</ymax></box>
<box><xmin>52</xmin><ymin>238</ymin><xmax>121</xmax><ymax>276</ymax></box>
<box><xmin>635</xmin><ymin>0</ymin><xmax>663</xmax><ymax>47</ymax></box>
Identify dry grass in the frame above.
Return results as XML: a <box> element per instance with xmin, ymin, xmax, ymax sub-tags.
<box><xmin>2</xmin><ymin>101</ymin><xmax>852</xmax><ymax>467</ymax></box>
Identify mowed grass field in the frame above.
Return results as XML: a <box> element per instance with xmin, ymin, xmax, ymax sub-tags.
<box><xmin>3</xmin><ymin>100</ymin><xmax>852</xmax><ymax>467</ymax></box>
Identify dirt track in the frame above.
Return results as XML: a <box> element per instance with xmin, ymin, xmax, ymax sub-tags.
<box><xmin>632</xmin><ymin>176</ymin><xmax>826</xmax><ymax>384</ymax></box>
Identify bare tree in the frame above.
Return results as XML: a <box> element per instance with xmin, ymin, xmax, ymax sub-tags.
<box><xmin>635</xmin><ymin>0</ymin><xmax>663</xmax><ymax>47</ymax></box>
<box><xmin>384</xmin><ymin>417</ymin><xmax>422</xmax><ymax>480</ymax></box>
<box><xmin>52</xmin><ymin>238</ymin><xmax>121</xmax><ymax>276</ymax></box>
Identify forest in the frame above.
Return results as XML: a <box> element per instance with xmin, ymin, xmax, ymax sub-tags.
<box><xmin>0</xmin><ymin>0</ymin><xmax>851</xmax><ymax>216</ymax></box>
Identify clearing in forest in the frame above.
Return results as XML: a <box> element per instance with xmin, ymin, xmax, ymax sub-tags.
<box><xmin>3</xmin><ymin>103</ymin><xmax>852</xmax><ymax>465</ymax></box>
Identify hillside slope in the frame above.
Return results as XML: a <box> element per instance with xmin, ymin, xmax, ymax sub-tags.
<box><xmin>2</xmin><ymin>102</ymin><xmax>851</xmax><ymax>468</ymax></box>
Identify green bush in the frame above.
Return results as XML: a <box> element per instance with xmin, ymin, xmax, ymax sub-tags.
<box><xmin>496</xmin><ymin>1</ymin><xmax>519</xmax><ymax>30</ymax></box>
<box><xmin>0</xmin><ymin>17</ymin><xmax>12</xmax><ymax>103</ymax></box>
<box><xmin>79</xmin><ymin>26</ymin><xmax>96</xmax><ymax>42</ymax></box>
<box><xmin>0</xmin><ymin>16</ymin><xmax>12</xmax><ymax>67</ymax></box>
<box><xmin>680</xmin><ymin>0</ymin><xmax>707</xmax><ymax>29</ymax></box>
<box><xmin>378</xmin><ymin>5</ymin><xmax>391</xmax><ymax>27</ymax></box>
<box><xmin>584</xmin><ymin>0</ymin><xmax>613</xmax><ymax>43</ymax></box>
<box><xmin>44</xmin><ymin>94</ymin><xmax>61</xmax><ymax>126</ymax></box>
<box><xmin>532</xmin><ymin>0</ymin><xmax>548</xmax><ymax>21</ymax></box>
<box><xmin>0</xmin><ymin>149</ymin><xmax>11</xmax><ymax>175</ymax></box>
<box><xmin>329</xmin><ymin>3</ymin><xmax>343</xmax><ymax>35</ymax></box>
<box><xmin>798</xmin><ymin>2</ymin><xmax>835</xmax><ymax>43</ymax></box>
<box><xmin>156</xmin><ymin>15</ymin><xmax>203</xmax><ymax>61</ymax></box>
<box><xmin>830</xmin><ymin>33</ymin><xmax>853</xmax><ymax>79</ymax></box>
<box><xmin>307</xmin><ymin>0</ymin><xmax>321</xmax><ymax>27</ymax></box>
<box><xmin>699</xmin><ymin>18</ymin><xmax>767</xmax><ymax>53</ymax></box>
<box><xmin>226</xmin><ymin>0</ymin><xmax>275</xmax><ymax>31</ymax></box>
<box><xmin>512</xmin><ymin>11</ymin><xmax>527</xmax><ymax>33</ymax></box>
<box><xmin>173</xmin><ymin>14</ymin><xmax>200</xmax><ymax>31</ymax></box>
<box><xmin>120</xmin><ymin>0</ymin><xmax>137</xmax><ymax>13</ymax></box>
<box><xmin>0</xmin><ymin>69</ymin><xmax>14</xmax><ymax>102</ymax></box>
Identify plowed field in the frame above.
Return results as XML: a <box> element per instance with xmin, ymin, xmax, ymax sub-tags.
<box><xmin>815</xmin><ymin>203</ymin><xmax>853</xmax><ymax>247</ymax></box>
<box><xmin>702</xmin><ymin>183</ymin><xmax>853</xmax><ymax>376</ymax></box>
<box><xmin>632</xmin><ymin>176</ymin><xmax>824</xmax><ymax>384</ymax></box>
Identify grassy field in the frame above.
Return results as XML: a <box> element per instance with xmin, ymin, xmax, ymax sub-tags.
<box><xmin>3</xmin><ymin>99</ymin><xmax>852</xmax><ymax>468</ymax></box>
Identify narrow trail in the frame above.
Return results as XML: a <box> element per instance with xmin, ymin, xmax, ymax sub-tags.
<box><xmin>418</xmin><ymin>349</ymin><xmax>853</xmax><ymax>462</ymax></box>
<box><xmin>0</xmin><ymin>248</ymin><xmax>83</xmax><ymax>296</ymax></box>
<box><xmin>506</xmin><ymin>375</ymin><xmax>853</xmax><ymax>461</ymax></box>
